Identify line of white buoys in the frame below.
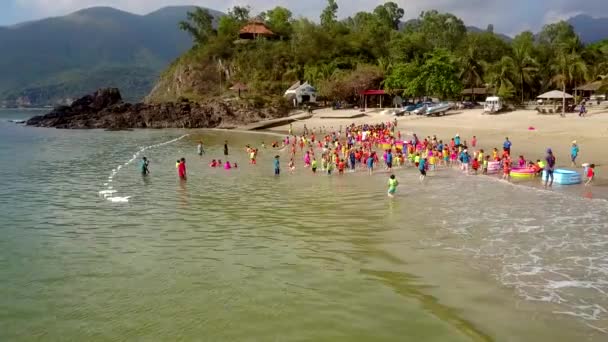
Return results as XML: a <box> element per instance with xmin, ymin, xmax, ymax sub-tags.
<box><xmin>99</xmin><ymin>134</ymin><xmax>190</xmax><ymax>203</ymax></box>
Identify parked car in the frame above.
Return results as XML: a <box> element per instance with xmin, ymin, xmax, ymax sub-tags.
<box><xmin>460</xmin><ymin>101</ymin><xmax>477</xmax><ymax>109</ymax></box>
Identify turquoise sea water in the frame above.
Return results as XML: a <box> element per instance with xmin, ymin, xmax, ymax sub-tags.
<box><xmin>1</xmin><ymin>109</ymin><xmax>608</xmax><ymax>341</ymax></box>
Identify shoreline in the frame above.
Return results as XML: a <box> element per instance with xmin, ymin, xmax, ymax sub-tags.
<box><xmin>262</xmin><ymin>107</ymin><xmax>608</xmax><ymax>185</ymax></box>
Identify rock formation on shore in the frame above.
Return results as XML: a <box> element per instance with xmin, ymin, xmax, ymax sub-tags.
<box><xmin>26</xmin><ymin>88</ymin><xmax>289</xmax><ymax>129</ymax></box>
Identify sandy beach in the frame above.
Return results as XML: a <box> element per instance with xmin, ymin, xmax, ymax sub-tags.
<box><xmin>267</xmin><ymin>107</ymin><xmax>608</xmax><ymax>184</ymax></box>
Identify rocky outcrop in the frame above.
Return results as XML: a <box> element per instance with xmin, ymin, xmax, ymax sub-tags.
<box><xmin>26</xmin><ymin>88</ymin><xmax>289</xmax><ymax>129</ymax></box>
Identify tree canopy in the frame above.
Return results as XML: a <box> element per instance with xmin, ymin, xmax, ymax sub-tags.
<box><xmin>171</xmin><ymin>3</ymin><xmax>608</xmax><ymax>104</ymax></box>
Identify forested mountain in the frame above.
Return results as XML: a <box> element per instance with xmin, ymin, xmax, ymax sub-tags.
<box><xmin>0</xmin><ymin>6</ymin><xmax>222</xmax><ymax>107</ymax></box>
<box><xmin>148</xmin><ymin>2</ymin><xmax>608</xmax><ymax>107</ymax></box>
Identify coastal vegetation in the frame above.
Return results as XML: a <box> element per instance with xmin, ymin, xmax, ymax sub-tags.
<box><xmin>149</xmin><ymin>1</ymin><xmax>608</xmax><ymax>105</ymax></box>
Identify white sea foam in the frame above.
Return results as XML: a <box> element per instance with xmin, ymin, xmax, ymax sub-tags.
<box><xmin>426</xmin><ymin>170</ymin><xmax>608</xmax><ymax>333</ymax></box>
<box><xmin>107</xmin><ymin>196</ymin><xmax>130</xmax><ymax>203</ymax></box>
<box><xmin>98</xmin><ymin>134</ymin><xmax>189</xmax><ymax>203</ymax></box>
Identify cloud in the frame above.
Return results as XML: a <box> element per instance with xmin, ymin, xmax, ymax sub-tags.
<box><xmin>9</xmin><ymin>0</ymin><xmax>608</xmax><ymax>33</ymax></box>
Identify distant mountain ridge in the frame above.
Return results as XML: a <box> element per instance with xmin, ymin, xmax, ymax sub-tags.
<box><xmin>0</xmin><ymin>6</ymin><xmax>223</xmax><ymax>107</ymax></box>
<box><xmin>567</xmin><ymin>14</ymin><xmax>608</xmax><ymax>44</ymax></box>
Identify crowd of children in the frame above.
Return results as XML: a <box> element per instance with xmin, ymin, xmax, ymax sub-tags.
<box><xmin>270</xmin><ymin>121</ymin><xmax>597</xmax><ymax>190</ymax></box>
<box><xmin>169</xmin><ymin>121</ymin><xmax>596</xmax><ymax>192</ymax></box>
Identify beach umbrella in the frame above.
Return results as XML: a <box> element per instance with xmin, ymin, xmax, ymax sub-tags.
<box><xmin>536</xmin><ymin>90</ymin><xmax>573</xmax><ymax>99</ymax></box>
<box><xmin>230</xmin><ymin>82</ymin><xmax>248</xmax><ymax>97</ymax></box>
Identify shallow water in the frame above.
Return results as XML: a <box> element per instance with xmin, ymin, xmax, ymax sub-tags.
<box><xmin>1</xmin><ymin>110</ymin><xmax>607</xmax><ymax>341</ymax></box>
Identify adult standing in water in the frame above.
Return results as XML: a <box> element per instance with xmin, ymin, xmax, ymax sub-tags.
<box><xmin>140</xmin><ymin>157</ymin><xmax>150</xmax><ymax>176</ymax></box>
<box><xmin>503</xmin><ymin>137</ymin><xmax>512</xmax><ymax>155</ymax></box>
<box><xmin>178</xmin><ymin>158</ymin><xmax>187</xmax><ymax>180</ymax></box>
<box><xmin>544</xmin><ymin>148</ymin><xmax>556</xmax><ymax>188</ymax></box>
<box><xmin>224</xmin><ymin>141</ymin><xmax>229</xmax><ymax>156</ymax></box>
<box><xmin>273</xmin><ymin>155</ymin><xmax>280</xmax><ymax>175</ymax></box>
<box><xmin>197</xmin><ymin>141</ymin><xmax>205</xmax><ymax>156</ymax></box>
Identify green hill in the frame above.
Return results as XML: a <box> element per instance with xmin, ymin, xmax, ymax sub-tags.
<box><xmin>0</xmin><ymin>6</ymin><xmax>222</xmax><ymax>107</ymax></box>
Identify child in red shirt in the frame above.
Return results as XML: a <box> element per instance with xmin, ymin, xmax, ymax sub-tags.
<box><xmin>502</xmin><ymin>157</ymin><xmax>511</xmax><ymax>181</ymax></box>
<box><xmin>585</xmin><ymin>164</ymin><xmax>595</xmax><ymax>186</ymax></box>
<box><xmin>471</xmin><ymin>158</ymin><xmax>480</xmax><ymax>175</ymax></box>
<box><xmin>338</xmin><ymin>159</ymin><xmax>346</xmax><ymax>174</ymax></box>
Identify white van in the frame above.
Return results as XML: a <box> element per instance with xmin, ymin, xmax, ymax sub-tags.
<box><xmin>484</xmin><ymin>96</ymin><xmax>503</xmax><ymax>113</ymax></box>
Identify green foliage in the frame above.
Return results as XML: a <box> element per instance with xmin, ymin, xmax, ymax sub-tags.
<box><xmin>373</xmin><ymin>2</ymin><xmax>405</xmax><ymax>30</ymax></box>
<box><xmin>414</xmin><ymin>10</ymin><xmax>467</xmax><ymax>51</ymax></box>
<box><xmin>384</xmin><ymin>62</ymin><xmax>423</xmax><ymax>97</ymax></box>
<box><xmin>265</xmin><ymin>7</ymin><xmax>293</xmax><ymax>38</ymax></box>
<box><xmin>419</xmin><ymin>50</ymin><xmax>463</xmax><ymax>99</ymax></box>
<box><xmin>320</xmin><ymin>0</ymin><xmax>338</xmax><ymax>28</ymax></box>
<box><xmin>217</xmin><ymin>16</ymin><xmax>241</xmax><ymax>39</ymax></box>
<box><xmin>179</xmin><ymin>7</ymin><xmax>215</xmax><ymax>46</ymax></box>
<box><xmin>385</xmin><ymin>50</ymin><xmax>462</xmax><ymax>99</ymax></box>
<box><xmin>229</xmin><ymin>6</ymin><xmax>251</xmax><ymax>22</ymax></box>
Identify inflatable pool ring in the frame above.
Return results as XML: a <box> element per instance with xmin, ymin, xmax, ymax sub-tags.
<box><xmin>542</xmin><ymin>169</ymin><xmax>581</xmax><ymax>185</ymax></box>
<box><xmin>510</xmin><ymin>167</ymin><xmax>536</xmax><ymax>179</ymax></box>
<box><xmin>487</xmin><ymin>161</ymin><xmax>500</xmax><ymax>174</ymax></box>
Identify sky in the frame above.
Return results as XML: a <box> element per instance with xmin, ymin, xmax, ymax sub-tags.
<box><xmin>2</xmin><ymin>0</ymin><xmax>608</xmax><ymax>35</ymax></box>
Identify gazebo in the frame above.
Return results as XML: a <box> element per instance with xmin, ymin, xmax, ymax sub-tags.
<box><xmin>536</xmin><ymin>90</ymin><xmax>574</xmax><ymax>115</ymax></box>
<box><xmin>239</xmin><ymin>21</ymin><xmax>276</xmax><ymax>40</ymax></box>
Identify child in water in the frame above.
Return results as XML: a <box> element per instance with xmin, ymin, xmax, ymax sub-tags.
<box><xmin>585</xmin><ymin>164</ymin><xmax>595</xmax><ymax>186</ymax></box>
<box><xmin>224</xmin><ymin>161</ymin><xmax>232</xmax><ymax>170</ymax></box>
<box><xmin>288</xmin><ymin>158</ymin><xmax>295</xmax><ymax>174</ymax></box>
<box><xmin>483</xmin><ymin>155</ymin><xmax>490</xmax><ymax>175</ymax></box>
<box><xmin>311</xmin><ymin>158</ymin><xmax>318</xmax><ymax>173</ymax></box>
<box><xmin>419</xmin><ymin>157</ymin><xmax>427</xmax><ymax>182</ymax></box>
<box><xmin>471</xmin><ymin>158</ymin><xmax>480</xmax><ymax>175</ymax></box>
<box><xmin>178</xmin><ymin>158</ymin><xmax>187</xmax><ymax>180</ymax></box>
<box><xmin>502</xmin><ymin>157</ymin><xmax>511</xmax><ymax>181</ymax></box>
<box><xmin>518</xmin><ymin>155</ymin><xmax>526</xmax><ymax>168</ymax></box>
<box><xmin>387</xmin><ymin>174</ymin><xmax>398</xmax><ymax>197</ymax></box>
<box><xmin>338</xmin><ymin>159</ymin><xmax>346</xmax><ymax>174</ymax></box>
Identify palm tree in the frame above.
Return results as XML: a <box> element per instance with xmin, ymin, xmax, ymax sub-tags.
<box><xmin>570</xmin><ymin>55</ymin><xmax>588</xmax><ymax>99</ymax></box>
<box><xmin>485</xmin><ymin>57</ymin><xmax>516</xmax><ymax>100</ymax></box>
<box><xmin>459</xmin><ymin>45</ymin><xmax>484</xmax><ymax>92</ymax></box>
<box><xmin>511</xmin><ymin>44</ymin><xmax>538</xmax><ymax>103</ymax></box>
<box><xmin>551</xmin><ymin>49</ymin><xmax>587</xmax><ymax>116</ymax></box>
